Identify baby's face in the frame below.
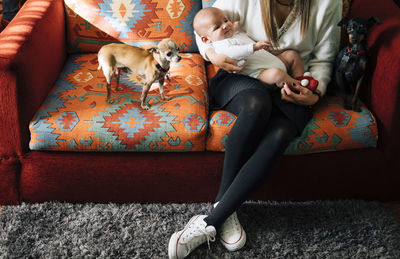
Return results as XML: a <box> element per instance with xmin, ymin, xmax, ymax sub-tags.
<box><xmin>203</xmin><ymin>10</ymin><xmax>234</xmax><ymax>42</ymax></box>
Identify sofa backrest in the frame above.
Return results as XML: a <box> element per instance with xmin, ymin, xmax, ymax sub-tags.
<box><xmin>64</xmin><ymin>0</ymin><xmax>202</xmax><ymax>53</ymax></box>
<box><xmin>64</xmin><ymin>0</ymin><xmax>352</xmax><ymax>54</ymax></box>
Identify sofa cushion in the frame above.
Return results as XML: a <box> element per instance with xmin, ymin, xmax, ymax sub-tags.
<box><xmin>29</xmin><ymin>53</ymin><xmax>208</xmax><ymax>151</ymax></box>
<box><xmin>206</xmin><ymin>96</ymin><xmax>378</xmax><ymax>154</ymax></box>
<box><xmin>64</xmin><ymin>0</ymin><xmax>201</xmax><ymax>53</ymax></box>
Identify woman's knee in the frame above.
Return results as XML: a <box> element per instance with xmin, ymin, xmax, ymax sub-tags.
<box><xmin>239</xmin><ymin>89</ymin><xmax>272</xmax><ymax>116</ymax></box>
<box><xmin>269</xmin><ymin>117</ymin><xmax>297</xmax><ymax>144</ymax></box>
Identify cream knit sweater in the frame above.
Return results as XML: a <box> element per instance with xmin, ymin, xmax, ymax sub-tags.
<box><xmin>196</xmin><ymin>0</ymin><xmax>342</xmax><ymax>96</ymax></box>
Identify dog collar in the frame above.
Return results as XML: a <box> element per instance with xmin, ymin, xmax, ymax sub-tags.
<box><xmin>154</xmin><ymin>59</ymin><xmax>169</xmax><ymax>73</ymax></box>
<box><xmin>347</xmin><ymin>47</ymin><xmax>365</xmax><ymax>55</ymax></box>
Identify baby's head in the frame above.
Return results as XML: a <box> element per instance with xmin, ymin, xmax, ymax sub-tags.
<box><xmin>193</xmin><ymin>7</ymin><xmax>235</xmax><ymax>43</ymax></box>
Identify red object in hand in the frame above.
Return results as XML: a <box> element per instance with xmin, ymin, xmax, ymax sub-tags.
<box><xmin>296</xmin><ymin>76</ymin><xmax>319</xmax><ymax>92</ymax></box>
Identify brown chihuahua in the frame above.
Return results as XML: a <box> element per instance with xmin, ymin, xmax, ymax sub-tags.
<box><xmin>96</xmin><ymin>38</ymin><xmax>182</xmax><ymax>109</ymax></box>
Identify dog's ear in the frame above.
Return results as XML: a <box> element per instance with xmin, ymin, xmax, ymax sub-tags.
<box><xmin>337</xmin><ymin>18</ymin><xmax>348</xmax><ymax>27</ymax></box>
<box><xmin>168</xmin><ymin>40</ymin><xmax>176</xmax><ymax>49</ymax></box>
<box><xmin>147</xmin><ymin>47</ymin><xmax>159</xmax><ymax>53</ymax></box>
<box><xmin>368</xmin><ymin>16</ymin><xmax>382</xmax><ymax>28</ymax></box>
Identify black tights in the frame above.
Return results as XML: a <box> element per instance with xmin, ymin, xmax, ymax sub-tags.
<box><xmin>205</xmin><ymin>89</ymin><xmax>298</xmax><ymax>230</ymax></box>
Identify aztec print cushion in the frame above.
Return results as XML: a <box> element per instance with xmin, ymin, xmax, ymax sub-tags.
<box><xmin>64</xmin><ymin>0</ymin><xmax>201</xmax><ymax>53</ymax></box>
<box><xmin>29</xmin><ymin>53</ymin><xmax>208</xmax><ymax>151</ymax></box>
<box><xmin>206</xmin><ymin>96</ymin><xmax>378</xmax><ymax>154</ymax></box>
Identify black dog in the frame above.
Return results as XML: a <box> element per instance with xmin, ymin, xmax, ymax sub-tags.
<box><xmin>335</xmin><ymin>16</ymin><xmax>381</xmax><ymax>112</ymax></box>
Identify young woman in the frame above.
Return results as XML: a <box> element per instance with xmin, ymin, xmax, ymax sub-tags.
<box><xmin>168</xmin><ymin>0</ymin><xmax>342</xmax><ymax>258</ymax></box>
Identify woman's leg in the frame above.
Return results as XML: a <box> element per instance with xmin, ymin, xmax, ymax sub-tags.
<box><xmin>206</xmin><ymin>109</ymin><xmax>298</xmax><ymax>229</ymax></box>
<box><xmin>214</xmin><ymin>88</ymin><xmax>273</xmax><ymax>201</ymax></box>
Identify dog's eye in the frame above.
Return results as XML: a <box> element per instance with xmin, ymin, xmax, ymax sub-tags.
<box><xmin>167</xmin><ymin>52</ymin><xmax>172</xmax><ymax>57</ymax></box>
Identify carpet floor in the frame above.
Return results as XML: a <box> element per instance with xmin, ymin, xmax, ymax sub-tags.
<box><xmin>1</xmin><ymin>200</ymin><xmax>400</xmax><ymax>258</ymax></box>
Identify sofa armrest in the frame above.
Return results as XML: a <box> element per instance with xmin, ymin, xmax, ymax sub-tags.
<box><xmin>349</xmin><ymin>0</ymin><xmax>400</xmax><ymax>167</ymax></box>
<box><xmin>0</xmin><ymin>0</ymin><xmax>66</xmax><ymax>156</ymax></box>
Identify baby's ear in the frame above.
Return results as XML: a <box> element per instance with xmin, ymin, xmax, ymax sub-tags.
<box><xmin>201</xmin><ymin>36</ymin><xmax>211</xmax><ymax>44</ymax></box>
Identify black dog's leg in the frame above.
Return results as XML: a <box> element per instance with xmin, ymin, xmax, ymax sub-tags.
<box><xmin>336</xmin><ymin>72</ymin><xmax>352</xmax><ymax>110</ymax></box>
<box><xmin>352</xmin><ymin>75</ymin><xmax>364</xmax><ymax>112</ymax></box>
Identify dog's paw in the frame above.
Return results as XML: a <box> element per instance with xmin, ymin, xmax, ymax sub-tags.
<box><xmin>116</xmin><ymin>87</ymin><xmax>123</xmax><ymax>91</ymax></box>
<box><xmin>162</xmin><ymin>96</ymin><xmax>172</xmax><ymax>101</ymax></box>
<box><xmin>343</xmin><ymin>103</ymin><xmax>352</xmax><ymax>110</ymax></box>
<box><xmin>353</xmin><ymin>105</ymin><xmax>362</xmax><ymax>112</ymax></box>
<box><xmin>141</xmin><ymin>104</ymin><xmax>151</xmax><ymax>110</ymax></box>
<box><xmin>107</xmin><ymin>99</ymin><xmax>115</xmax><ymax>104</ymax></box>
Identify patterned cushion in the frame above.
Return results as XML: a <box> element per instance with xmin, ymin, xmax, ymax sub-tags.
<box><xmin>29</xmin><ymin>53</ymin><xmax>208</xmax><ymax>151</ymax></box>
<box><xmin>202</xmin><ymin>0</ymin><xmax>215</xmax><ymax>8</ymax></box>
<box><xmin>64</xmin><ymin>0</ymin><xmax>201</xmax><ymax>53</ymax></box>
<box><xmin>206</xmin><ymin>96</ymin><xmax>378</xmax><ymax>154</ymax></box>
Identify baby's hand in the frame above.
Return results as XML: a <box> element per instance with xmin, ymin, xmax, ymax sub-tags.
<box><xmin>253</xmin><ymin>41</ymin><xmax>271</xmax><ymax>52</ymax></box>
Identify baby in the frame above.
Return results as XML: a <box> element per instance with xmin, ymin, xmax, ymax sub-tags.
<box><xmin>193</xmin><ymin>7</ymin><xmax>318</xmax><ymax>90</ymax></box>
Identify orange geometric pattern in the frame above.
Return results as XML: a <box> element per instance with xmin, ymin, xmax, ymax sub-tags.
<box><xmin>64</xmin><ymin>0</ymin><xmax>202</xmax><ymax>53</ymax></box>
<box><xmin>29</xmin><ymin>53</ymin><xmax>209</xmax><ymax>151</ymax></box>
<box><xmin>206</xmin><ymin>96</ymin><xmax>378</xmax><ymax>154</ymax></box>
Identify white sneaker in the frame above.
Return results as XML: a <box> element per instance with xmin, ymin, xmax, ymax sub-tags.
<box><xmin>168</xmin><ymin>215</ymin><xmax>216</xmax><ymax>259</ymax></box>
<box><xmin>214</xmin><ymin>202</ymin><xmax>247</xmax><ymax>251</ymax></box>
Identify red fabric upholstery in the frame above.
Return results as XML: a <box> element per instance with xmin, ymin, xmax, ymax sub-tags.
<box><xmin>20</xmin><ymin>148</ymin><xmax>398</xmax><ymax>203</ymax></box>
<box><xmin>350</xmin><ymin>0</ymin><xmax>400</xmax><ymax>166</ymax></box>
<box><xmin>21</xmin><ymin>151</ymin><xmax>224</xmax><ymax>203</ymax></box>
<box><xmin>1</xmin><ymin>0</ymin><xmax>400</xmax><ymax>204</ymax></box>
<box><xmin>0</xmin><ymin>156</ymin><xmax>20</xmax><ymax>204</ymax></box>
<box><xmin>0</xmin><ymin>0</ymin><xmax>66</xmax><ymax>156</ymax></box>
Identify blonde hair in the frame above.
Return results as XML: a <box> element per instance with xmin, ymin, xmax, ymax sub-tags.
<box><xmin>260</xmin><ymin>0</ymin><xmax>311</xmax><ymax>46</ymax></box>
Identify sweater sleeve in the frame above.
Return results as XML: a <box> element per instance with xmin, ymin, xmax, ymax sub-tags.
<box><xmin>308</xmin><ymin>0</ymin><xmax>342</xmax><ymax>96</ymax></box>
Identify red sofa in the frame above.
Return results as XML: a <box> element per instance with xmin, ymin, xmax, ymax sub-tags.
<box><xmin>0</xmin><ymin>0</ymin><xmax>399</xmax><ymax>205</ymax></box>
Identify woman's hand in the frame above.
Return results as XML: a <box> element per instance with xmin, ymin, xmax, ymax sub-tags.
<box><xmin>205</xmin><ymin>48</ymin><xmax>245</xmax><ymax>73</ymax></box>
<box><xmin>281</xmin><ymin>83</ymin><xmax>319</xmax><ymax>106</ymax></box>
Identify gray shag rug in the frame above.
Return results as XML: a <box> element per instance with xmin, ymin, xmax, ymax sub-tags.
<box><xmin>1</xmin><ymin>200</ymin><xmax>400</xmax><ymax>258</ymax></box>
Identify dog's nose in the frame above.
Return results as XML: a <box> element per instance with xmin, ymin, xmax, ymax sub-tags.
<box><xmin>177</xmin><ymin>56</ymin><xmax>182</xmax><ymax>62</ymax></box>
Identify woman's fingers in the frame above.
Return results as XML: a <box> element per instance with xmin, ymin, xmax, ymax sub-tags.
<box><xmin>281</xmin><ymin>85</ymin><xmax>295</xmax><ymax>103</ymax></box>
<box><xmin>281</xmin><ymin>83</ymin><xmax>303</xmax><ymax>104</ymax></box>
<box><xmin>291</xmin><ymin>83</ymin><xmax>310</xmax><ymax>94</ymax></box>
<box><xmin>211</xmin><ymin>53</ymin><xmax>245</xmax><ymax>73</ymax></box>
<box><xmin>224</xmin><ymin>58</ymin><xmax>246</xmax><ymax>73</ymax></box>
<box><xmin>283</xmin><ymin>83</ymin><xmax>293</xmax><ymax>96</ymax></box>
<box><xmin>281</xmin><ymin>83</ymin><xmax>318</xmax><ymax>106</ymax></box>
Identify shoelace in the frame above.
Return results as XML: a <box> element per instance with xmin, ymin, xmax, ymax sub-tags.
<box><xmin>182</xmin><ymin>227</ymin><xmax>216</xmax><ymax>250</ymax></box>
